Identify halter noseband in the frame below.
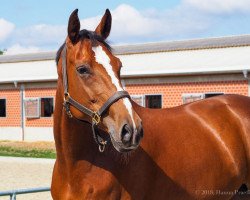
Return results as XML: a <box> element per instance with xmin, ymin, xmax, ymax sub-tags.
<box><xmin>61</xmin><ymin>46</ymin><xmax>130</xmax><ymax>152</ymax></box>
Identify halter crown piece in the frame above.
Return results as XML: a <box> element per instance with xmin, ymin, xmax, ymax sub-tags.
<box><xmin>61</xmin><ymin>46</ymin><xmax>131</xmax><ymax>152</ymax></box>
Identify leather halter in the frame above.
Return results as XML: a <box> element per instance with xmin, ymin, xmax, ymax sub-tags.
<box><xmin>61</xmin><ymin>46</ymin><xmax>130</xmax><ymax>152</ymax></box>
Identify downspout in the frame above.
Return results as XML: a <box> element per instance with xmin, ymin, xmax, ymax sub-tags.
<box><xmin>14</xmin><ymin>81</ymin><xmax>25</xmax><ymax>141</ymax></box>
<box><xmin>243</xmin><ymin>70</ymin><xmax>250</xmax><ymax>97</ymax></box>
<box><xmin>20</xmin><ymin>84</ymin><xmax>25</xmax><ymax>141</ymax></box>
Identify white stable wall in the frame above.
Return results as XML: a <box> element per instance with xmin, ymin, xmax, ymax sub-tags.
<box><xmin>0</xmin><ymin>127</ymin><xmax>54</xmax><ymax>141</ymax></box>
<box><xmin>0</xmin><ymin>46</ymin><xmax>250</xmax><ymax>83</ymax></box>
<box><xmin>0</xmin><ymin>127</ymin><xmax>23</xmax><ymax>141</ymax></box>
<box><xmin>120</xmin><ymin>46</ymin><xmax>250</xmax><ymax>77</ymax></box>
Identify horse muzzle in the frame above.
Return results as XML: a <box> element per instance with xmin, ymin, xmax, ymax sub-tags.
<box><xmin>111</xmin><ymin>122</ymin><xmax>144</xmax><ymax>153</ymax></box>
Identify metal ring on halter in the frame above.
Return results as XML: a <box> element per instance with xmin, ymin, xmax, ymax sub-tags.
<box><xmin>66</xmin><ymin>110</ymin><xmax>73</xmax><ymax>118</ymax></box>
<box><xmin>92</xmin><ymin>112</ymin><xmax>101</xmax><ymax>125</ymax></box>
<box><xmin>98</xmin><ymin>141</ymin><xmax>107</xmax><ymax>152</ymax></box>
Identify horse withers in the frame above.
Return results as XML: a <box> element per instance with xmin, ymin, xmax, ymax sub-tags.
<box><xmin>51</xmin><ymin>9</ymin><xmax>250</xmax><ymax>200</ymax></box>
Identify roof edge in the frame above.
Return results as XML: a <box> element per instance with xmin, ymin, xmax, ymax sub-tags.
<box><xmin>0</xmin><ymin>68</ymin><xmax>247</xmax><ymax>84</ymax></box>
<box><xmin>1</xmin><ymin>34</ymin><xmax>250</xmax><ymax>63</ymax></box>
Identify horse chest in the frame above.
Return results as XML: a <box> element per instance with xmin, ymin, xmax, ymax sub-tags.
<box><xmin>67</xmin><ymin>166</ymin><xmax>126</xmax><ymax>200</ymax></box>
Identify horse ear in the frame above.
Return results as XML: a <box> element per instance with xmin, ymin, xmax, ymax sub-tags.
<box><xmin>68</xmin><ymin>9</ymin><xmax>80</xmax><ymax>44</ymax></box>
<box><xmin>95</xmin><ymin>9</ymin><xmax>112</xmax><ymax>40</ymax></box>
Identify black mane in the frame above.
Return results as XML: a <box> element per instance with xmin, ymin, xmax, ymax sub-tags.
<box><xmin>56</xmin><ymin>29</ymin><xmax>112</xmax><ymax>65</ymax></box>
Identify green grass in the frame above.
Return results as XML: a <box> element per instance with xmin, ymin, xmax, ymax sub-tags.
<box><xmin>0</xmin><ymin>146</ymin><xmax>56</xmax><ymax>159</ymax></box>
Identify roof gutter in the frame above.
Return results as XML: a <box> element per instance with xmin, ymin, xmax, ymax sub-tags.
<box><xmin>0</xmin><ymin>77</ymin><xmax>57</xmax><ymax>84</ymax></box>
<box><xmin>0</xmin><ymin>70</ymin><xmax>248</xmax><ymax>84</ymax></box>
<box><xmin>121</xmin><ymin>69</ymin><xmax>250</xmax><ymax>78</ymax></box>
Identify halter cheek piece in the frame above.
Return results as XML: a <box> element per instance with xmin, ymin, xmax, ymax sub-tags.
<box><xmin>61</xmin><ymin>46</ymin><xmax>130</xmax><ymax>152</ymax></box>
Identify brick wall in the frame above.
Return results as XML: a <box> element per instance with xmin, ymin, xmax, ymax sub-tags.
<box><xmin>0</xmin><ymin>80</ymin><xmax>248</xmax><ymax>128</ymax></box>
<box><xmin>126</xmin><ymin>80</ymin><xmax>248</xmax><ymax>108</ymax></box>
<box><xmin>0</xmin><ymin>89</ymin><xmax>21</xmax><ymax>127</ymax></box>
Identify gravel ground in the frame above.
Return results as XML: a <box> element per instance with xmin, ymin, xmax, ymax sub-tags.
<box><xmin>0</xmin><ymin>156</ymin><xmax>55</xmax><ymax>200</ymax></box>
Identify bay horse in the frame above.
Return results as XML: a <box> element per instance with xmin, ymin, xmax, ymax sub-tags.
<box><xmin>51</xmin><ymin>9</ymin><xmax>250</xmax><ymax>200</ymax></box>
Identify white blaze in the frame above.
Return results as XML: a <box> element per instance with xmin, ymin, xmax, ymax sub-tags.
<box><xmin>92</xmin><ymin>45</ymin><xmax>136</xmax><ymax>130</ymax></box>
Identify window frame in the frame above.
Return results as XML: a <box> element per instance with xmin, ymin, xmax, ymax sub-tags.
<box><xmin>0</xmin><ymin>98</ymin><xmax>7</xmax><ymax>118</ymax></box>
<box><xmin>204</xmin><ymin>92</ymin><xmax>224</xmax><ymax>98</ymax></box>
<box><xmin>131</xmin><ymin>95</ymin><xmax>145</xmax><ymax>107</ymax></box>
<box><xmin>144</xmin><ymin>94</ymin><xmax>163</xmax><ymax>109</ymax></box>
<box><xmin>39</xmin><ymin>96</ymin><xmax>54</xmax><ymax>118</ymax></box>
<box><xmin>131</xmin><ymin>94</ymin><xmax>163</xmax><ymax>108</ymax></box>
<box><xmin>24</xmin><ymin>97</ymin><xmax>40</xmax><ymax>119</ymax></box>
<box><xmin>182</xmin><ymin>92</ymin><xmax>225</xmax><ymax>104</ymax></box>
<box><xmin>182</xmin><ymin>93</ymin><xmax>204</xmax><ymax>104</ymax></box>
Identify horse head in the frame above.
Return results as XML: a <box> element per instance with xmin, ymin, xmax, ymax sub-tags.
<box><xmin>56</xmin><ymin>9</ymin><xmax>143</xmax><ymax>153</ymax></box>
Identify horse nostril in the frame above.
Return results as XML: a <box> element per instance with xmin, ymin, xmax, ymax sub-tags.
<box><xmin>121</xmin><ymin>124</ymin><xmax>132</xmax><ymax>144</ymax></box>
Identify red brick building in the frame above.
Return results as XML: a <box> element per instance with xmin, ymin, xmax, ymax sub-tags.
<box><xmin>0</xmin><ymin>35</ymin><xmax>249</xmax><ymax>141</ymax></box>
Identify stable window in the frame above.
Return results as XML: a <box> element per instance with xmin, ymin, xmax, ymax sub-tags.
<box><xmin>145</xmin><ymin>95</ymin><xmax>162</xmax><ymax>109</ymax></box>
<box><xmin>182</xmin><ymin>92</ymin><xmax>224</xmax><ymax>104</ymax></box>
<box><xmin>131</xmin><ymin>95</ymin><xmax>144</xmax><ymax>107</ymax></box>
<box><xmin>204</xmin><ymin>92</ymin><xmax>224</xmax><ymax>98</ymax></box>
<box><xmin>40</xmin><ymin>98</ymin><xmax>54</xmax><ymax>117</ymax></box>
<box><xmin>24</xmin><ymin>98</ymin><xmax>40</xmax><ymax>118</ymax></box>
<box><xmin>182</xmin><ymin>93</ymin><xmax>204</xmax><ymax>104</ymax></box>
<box><xmin>0</xmin><ymin>99</ymin><xmax>6</xmax><ymax>117</ymax></box>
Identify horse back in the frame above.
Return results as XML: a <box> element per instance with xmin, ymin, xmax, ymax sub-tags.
<box><xmin>132</xmin><ymin>94</ymin><xmax>250</xmax><ymax>198</ymax></box>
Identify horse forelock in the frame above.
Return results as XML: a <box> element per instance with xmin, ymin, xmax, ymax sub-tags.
<box><xmin>55</xmin><ymin>29</ymin><xmax>112</xmax><ymax>65</ymax></box>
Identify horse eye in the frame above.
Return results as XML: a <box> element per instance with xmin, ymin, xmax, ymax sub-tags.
<box><xmin>77</xmin><ymin>66</ymin><xmax>90</xmax><ymax>75</ymax></box>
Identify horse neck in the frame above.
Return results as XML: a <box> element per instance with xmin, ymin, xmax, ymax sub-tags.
<box><xmin>53</xmin><ymin>79</ymin><xmax>98</xmax><ymax>165</ymax></box>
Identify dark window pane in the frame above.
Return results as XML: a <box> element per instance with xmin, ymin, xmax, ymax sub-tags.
<box><xmin>41</xmin><ymin>98</ymin><xmax>53</xmax><ymax>117</ymax></box>
<box><xmin>205</xmin><ymin>93</ymin><xmax>224</xmax><ymax>98</ymax></box>
<box><xmin>0</xmin><ymin>99</ymin><xmax>6</xmax><ymax>117</ymax></box>
<box><xmin>145</xmin><ymin>95</ymin><xmax>162</xmax><ymax>108</ymax></box>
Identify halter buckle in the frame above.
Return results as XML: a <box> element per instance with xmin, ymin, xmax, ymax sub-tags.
<box><xmin>64</xmin><ymin>92</ymin><xmax>70</xmax><ymax>102</ymax></box>
<box><xmin>92</xmin><ymin>112</ymin><xmax>101</xmax><ymax>125</ymax></box>
<box><xmin>63</xmin><ymin>93</ymin><xmax>73</xmax><ymax>118</ymax></box>
<box><xmin>98</xmin><ymin>141</ymin><xmax>107</xmax><ymax>152</ymax></box>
